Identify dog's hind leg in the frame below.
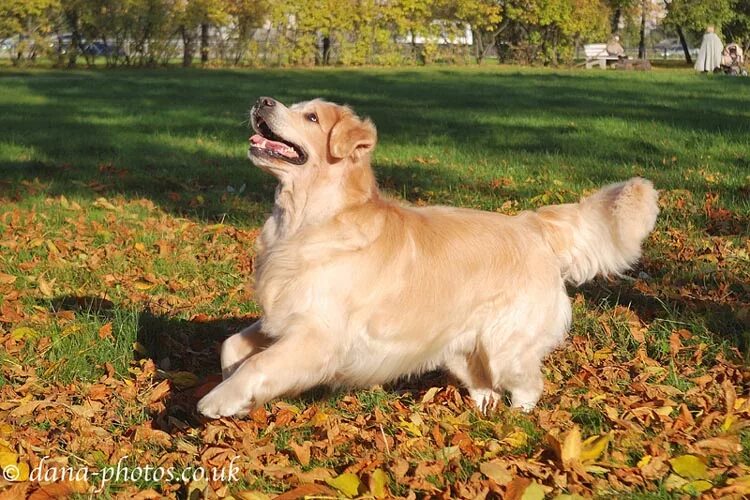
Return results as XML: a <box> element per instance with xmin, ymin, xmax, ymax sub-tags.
<box><xmin>487</xmin><ymin>291</ymin><xmax>570</xmax><ymax>412</ymax></box>
<box><xmin>445</xmin><ymin>347</ymin><xmax>501</xmax><ymax>414</ymax></box>
<box><xmin>502</xmin><ymin>362</ymin><xmax>544</xmax><ymax>412</ymax></box>
<box><xmin>221</xmin><ymin>320</ymin><xmax>273</xmax><ymax>379</ymax></box>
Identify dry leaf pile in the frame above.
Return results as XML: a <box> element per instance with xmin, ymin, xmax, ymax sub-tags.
<box><xmin>0</xmin><ymin>187</ymin><xmax>748</xmax><ymax>499</ymax></box>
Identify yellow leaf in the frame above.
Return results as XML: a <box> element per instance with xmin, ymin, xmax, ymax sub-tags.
<box><xmin>325</xmin><ymin>472</ymin><xmax>361</xmax><ymax>498</ymax></box>
<box><xmin>167</xmin><ymin>371</ymin><xmax>199</xmax><ymax>389</ymax></box>
<box><xmin>654</xmin><ymin>406</ymin><xmax>673</xmax><ymax>416</ymax></box>
<box><xmin>10</xmin><ymin>327</ymin><xmax>36</xmax><ymax>341</ymax></box>
<box><xmin>682</xmin><ymin>480</ymin><xmax>712</xmax><ymax>494</ymax></box>
<box><xmin>726</xmin><ymin>475</ymin><xmax>750</xmax><ymax>493</ymax></box>
<box><xmin>0</xmin><ymin>424</ymin><xmax>12</xmax><ymax>437</ymax></box>
<box><xmin>521</xmin><ymin>481</ymin><xmax>546</xmax><ymax>500</ymax></box>
<box><xmin>421</xmin><ymin>386</ymin><xmax>441</xmax><ymax>404</ymax></box>
<box><xmin>62</xmin><ymin>325</ymin><xmax>81</xmax><ymax>336</ymax></box>
<box><xmin>438</xmin><ymin>446</ymin><xmax>461</xmax><ymax>461</ymax></box>
<box><xmin>480</xmin><ymin>460</ymin><xmax>512</xmax><ymax>485</ymax></box>
<box><xmin>584</xmin><ymin>464</ymin><xmax>610</xmax><ymax>474</ymax></box>
<box><xmin>275</xmin><ymin>402</ymin><xmax>301</xmax><ymax>414</ymax></box>
<box><xmin>637</xmin><ymin>455</ymin><xmax>652</xmax><ymax>468</ymax></box>
<box><xmin>133</xmin><ymin>279</ymin><xmax>156</xmax><ymax>290</ymax></box>
<box><xmin>38</xmin><ymin>276</ymin><xmax>54</xmax><ymax>298</ymax></box>
<box><xmin>311</xmin><ymin>411</ymin><xmax>328</xmax><ymax>426</ymax></box>
<box><xmin>580</xmin><ymin>433</ymin><xmax>610</xmax><ymax>463</ymax></box>
<box><xmin>0</xmin><ymin>451</ymin><xmax>18</xmax><ymax>468</ymax></box>
<box><xmin>664</xmin><ymin>473</ymin><xmax>688</xmax><ymax>491</ymax></box>
<box><xmin>500</xmin><ymin>430</ymin><xmax>528</xmax><ymax>448</ymax></box>
<box><xmin>721</xmin><ymin>414</ymin><xmax>737</xmax><ymax>432</ymax></box>
<box><xmin>669</xmin><ymin>455</ymin><xmax>708</xmax><ymax>480</ymax></box>
<box><xmin>93</xmin><ymin>197</ymin><xmax>117</xmax><ymax>210</ymax></box>
<box><xmin>7</xmin><ymin>461</ymin><xmax>30</xmax><ymax>481</ymax></box>
<box><xmin>134</xmin><ymin>242</ymin><xmax>147</xmax><ymax>252</ymax></box>
<box><xmin>133</xmin><ymin>341</ymin><xmax>148</xmax><ymax>355</ymax></box>
<box><xmin>561</xmin><ymin>426</ymin><xmax>582</xmax><ymax>466</ymax></box>
<box><xmin>553</xmin><ymin>495</ymin><xmax>586</xmax><ymax>500</ymax></box>
<box><xmin>397</xmin><ymin>418</ymin><xmax>422</xmax><ymax>437</ymax></box>
<box><xmin>604</xmin><ymin>405</ymin><xmax>619</xmax><ymax>420</ymax></box>
<box><xmin>593</xmin><ymin>347</ymin><xmax>612</xmax><ymax>361</ymax></box>
<box><xmin>369</xmin><ymin>469</ymin><xmax>389</xmax><ymax>498</ymax></box>
<box><xmin>187</xmin><ymin>477</ymin><xmax>208</xmax><ymax>498</ymax></box>
<box><xmin>45</xmin><ymin>240</ymin><xmax>60</xmax><ymax>255</ymax></box>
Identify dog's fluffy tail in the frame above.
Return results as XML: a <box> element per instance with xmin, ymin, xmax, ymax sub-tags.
<box><xmin>537</xmin><ymin>177</ymin><xmax>659</xmax><ymax>285</ymax></box>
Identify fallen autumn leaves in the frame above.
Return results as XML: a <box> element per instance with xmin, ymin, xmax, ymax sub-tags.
<box><xmin>0</xmin><ymin>190</ymin><xmax>749</xmax><ymax>499</ymax></box>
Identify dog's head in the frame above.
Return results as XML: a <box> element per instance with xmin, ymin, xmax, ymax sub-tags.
<box><xmin>248</xmin><ymin>97</ymin><xmax>377</xmax><ymax>177</ymax></box>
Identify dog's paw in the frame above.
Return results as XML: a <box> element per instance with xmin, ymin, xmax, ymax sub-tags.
<box><xmin>469</xmin><ymin>388</ymin><xmax>502</xmax><ymax>415</ymax></box>
<box><xmin>197</xmin><ymin>380</ymin><xmax>252</xmax><ymax>418</ymax></box>
<box><xmin>510</xmin><ymin>391</ymin><xmax>539</xmax><ymax>413</ymax></box>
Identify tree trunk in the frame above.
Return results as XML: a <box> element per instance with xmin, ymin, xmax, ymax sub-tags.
<box><xmin>676</xmin><ymin>25</ymin><xmax>693</xmax><ymax>64</ymax></box>
<box><xmin>322</xmin><ymin>36</ymin><xmax>331</xmax><ymax>65</ymax></box>
<box><xmin>182</xmin><ymin>27</ymin><xmax>194</xmax><ymax>67</ymax></box>
<box><xmin>410</xmin><ymin>30</ymin><xmax>420</xmax><ymax>64</ymax></box>
<box><xmin>611</xmin><ymin>8</ymin><xmax>622</xmax><ymax>34</ymax></box>
<box><xmin>65</xmin><ymin>9</ymin><xmax>80</xmax><ymax>68</ymax></box>
<box><xmin>473</xmin><ymin>29</ymin><xmax>483</xmax><ymax>64</ymax></box>
<box><xmin>200</xmin><ymin>23</ymin><xmax>209</xmax><ymax>64</ymax></box>
<box><xmin>638</xmin><ymin>0</ymin><xmax>647</xmax><ymax>59</ymax></box>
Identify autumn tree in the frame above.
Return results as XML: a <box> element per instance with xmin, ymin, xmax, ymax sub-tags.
<box><xmin>724</xmin><ymin>0</ymin><xmax>750</xmax><ymax>52</ymax></box>
<box><xmin>0</xmin><ymin>0</ymin><xmax>60</xmax><ymax>65</ymax></box>
<box><xmin>173</xmin><ymin>0</ymin><xmax>228</xmax><ymax>66</ymax></box>
<box><xmin>450</xmin><ymin>0</ymin><xmax>504</xmax><ymax>63</ymax></box>
<box><xmin>606</xmin><ymin>0</ymin><xmax>636</xmax><ymax>33</ymax></box>
<box><xmin>499</xmin><ymin>0</ymin><xmax>610</xmax><ymax>65</ymax></box>
<box><xmin>663</xmin><ymin>0</ymin><xmax>733</xmax><ymax>63</ymax></box>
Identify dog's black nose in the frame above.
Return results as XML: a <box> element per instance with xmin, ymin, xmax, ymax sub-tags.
<box><xmin>257</xmin><ymin>97</ymin><xmax>276</xmax><ymax>108</ymax></box>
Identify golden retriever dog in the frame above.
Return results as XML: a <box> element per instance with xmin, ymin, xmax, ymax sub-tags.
<box><xmin>197</xmin><ymin>97</ymin><xmax>659</xmax><ymax>418</ymax></box>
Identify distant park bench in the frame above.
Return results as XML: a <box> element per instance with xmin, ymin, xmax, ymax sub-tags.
<box><xmin>584</xmin><ymin>43</ymin><xmax>619</xmax><ymax>69</ymax></box>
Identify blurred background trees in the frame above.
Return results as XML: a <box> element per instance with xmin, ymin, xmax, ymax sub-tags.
<box><xmin>0</xmin><ymin>0</ymin><xmax>747</xmax><ymax>67</ymax></box>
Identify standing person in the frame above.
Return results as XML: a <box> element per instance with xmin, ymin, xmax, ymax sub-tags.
<box><xmin>695</xmin><ymin>26</ymin><xmax>724</xmax><ymax>72</ymax></box>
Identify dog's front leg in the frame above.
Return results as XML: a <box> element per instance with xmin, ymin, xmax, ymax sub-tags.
<box><xmin>221</xmin><ymin>320</ymin><xmax>273</xmax><ymax>379</ymax></box>
<box><xmin>197</xmin><ymin>330</ymin><xmax>335</xmax><ymax>418</ymax></box>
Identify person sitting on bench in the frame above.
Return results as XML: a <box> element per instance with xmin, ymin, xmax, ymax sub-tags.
<box><xmin>607</xmin><ymin>35</ymin><xmax>627</xmax><ymax>59</ymax></box>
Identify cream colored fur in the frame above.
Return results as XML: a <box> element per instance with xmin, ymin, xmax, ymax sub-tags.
<box><xmin>197</xmin><ymin>99</ymin><xmax>659</xmax><ymax>418</ymax></box>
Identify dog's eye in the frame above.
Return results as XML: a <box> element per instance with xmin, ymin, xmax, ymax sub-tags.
<box><xmin>306</xmin><ymin>113</ymin><xmax>318</xmax><ymax>123</ymax></box>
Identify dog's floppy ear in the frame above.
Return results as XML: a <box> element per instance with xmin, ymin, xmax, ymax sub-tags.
<box><xmin>328</xmin><ymin>113</ymin><xmax>377</xmax><ymax>161</ymax></box>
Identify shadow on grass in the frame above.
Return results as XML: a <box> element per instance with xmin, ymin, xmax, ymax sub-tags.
<box><xmin>576</xmin><ymin>276</ymin><xmax>750</xmax><ymax>357</ymax></box>
<box><xmin>2</xmin><ymin>68</ymin><xmax>749</xmax><ymax>224</ymax></box>
<box><xmin>45</xmin><ymin>294</ymin><xmax>466</xmax><ymax>432</ymax></box>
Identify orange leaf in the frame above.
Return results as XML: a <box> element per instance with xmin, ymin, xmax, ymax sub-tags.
<box><xmin>98</xmin><ymin>323</ymin><xmax>113</xmax><ymax>340</ymax></box>
<box><xmin>146</xmin><ymin>380</ymin><xmax>171</xmax><ymax>404</ymax></box>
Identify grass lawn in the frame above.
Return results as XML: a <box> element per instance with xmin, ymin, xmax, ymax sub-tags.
<box><xmin>0</xmin><ymin>66</ymin><xmax>748</xmax><ymax>499</ymax></box>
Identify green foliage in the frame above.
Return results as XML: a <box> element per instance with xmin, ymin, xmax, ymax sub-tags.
<box><xmin>663</xmin><ymin>0</ymin><xmax>734</xmax><ymax>37</ymax></box>
<box><xmin>0</xmin><ymin>0</ymin><xmax>748</xmax><ymax>67</ymax></box>
<box><xmin>0</xmin><ymin>0</ymin><xmax>60</xmax><ymax>65</ymax></box>
<box><xmin>724</xmin><ymin>0</ymin><xmax>750</xmax><ymax>51</ymax></box>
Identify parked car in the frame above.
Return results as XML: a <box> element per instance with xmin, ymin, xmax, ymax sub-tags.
<box><xmin>47</xmin><ymin>34</ymin><xmax>73</xmax><ymax>55</ymax></box>
<box><xmin>82</xmin><ymin>41</ymin><xmax>124</xmax><ymax>57</ymax></box>
<box><xmin>654</xmin><ymin>38</ymin><xmax>698</xmax><ymax>58</ymax></box>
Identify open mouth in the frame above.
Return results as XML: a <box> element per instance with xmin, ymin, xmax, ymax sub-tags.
<box><xmin>249</xmin><ymin>116</ymin><xmax>307</xmax><ymax>165</ymax></box>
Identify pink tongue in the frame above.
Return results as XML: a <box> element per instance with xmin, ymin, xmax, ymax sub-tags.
<box><xmin>249</xmin><ymin>134</ymin><xmax>299</xmax><ymax>158</ymax></box>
